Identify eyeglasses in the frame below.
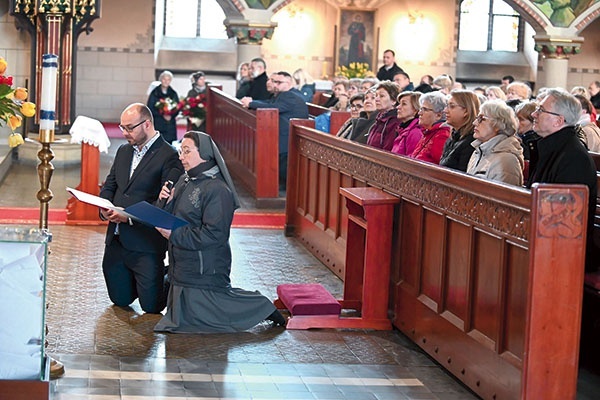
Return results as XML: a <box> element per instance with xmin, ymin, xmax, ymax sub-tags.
<box><xmin>534</xmin><ymin>106</ymin><xmax>562</xmax><ymax>117</ymax></box>
<box><xmin>119</xmin><ymin>119</ymin><xmax>147</xmax><ymax>133</ymax></box>
<box><xmin>178</xmin><ymin>147</ymin><xmax>195</xmax><ymax>156</ymax></box>
<box><xmin>350</xmin><ymin>103</ymin><xmax>364</xmax><ymax>110</ymax></box>
<box><xmin>447</xmin><ymin>103</ymin><xmax>464</xmax><ymax>110</ymax></box>
<box><xmin>474</xmin><ymin>115</ymin><xmax>490</xmax><ymax>124</ymax></box>
<box><xmin>419</xmin><ymin>106</ymin><xmax>435</xmax><ymax>113</ymax></box>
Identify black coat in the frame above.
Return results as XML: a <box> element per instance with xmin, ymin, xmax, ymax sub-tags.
<box><xmin>527</xmin><ymin>126</ymin><xmax>598</xmax><ymax>272</ymax></box>
<box><xmin>165</xmin><ymin>162</ymin><xmax>235</xmax><ymax>290</ymax></box>
<box><xmin>147</xmin><ymin>86</ymin><xmax>179</xmax><ymax>144</ymax></box>
<box><xmin>247</xmin><ymin>72</ymin><xmax>270</xmax><ymax>100</ymax></box>
<box><xmin>439</xmin><ymin>128</ymin><xmax>476</xmax><ymax>172</ymax></box>
<box><xmin>376</xmin><ymin>63</ymin><xmax>404</xmax><ymax>82</ymax></box>
<box><xmin>100</xmin><ymin>136</ymin><xmax>183</xmax><ymax>253</ymax></box>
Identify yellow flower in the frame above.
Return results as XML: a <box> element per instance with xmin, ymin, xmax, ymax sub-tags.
<box><xmin>8</xmin><ymin>114</ymin><xmax>22</xmax><ymax>130</ymax></box>
<box><xmin>8</xmin><ymin>132</ymin><xmax>24</xmax><ymax>148</ymax></box>
<box><xmin>0</xmin><ymin>57</ymin><xmax>7</xmax><ymax>75</ymax></box>
<box><xmin>20</xmin><ymin>101</ymin><xmax>36</xmax><ymax>117</ymax></box>
<box><xmin>14</xmin><ymin>87</ymin><xmax>28</xmax><ymax>101</ymax></box>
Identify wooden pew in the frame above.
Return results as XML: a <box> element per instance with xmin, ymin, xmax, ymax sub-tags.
<box><xmin>205</xmin><ymin>87</ymin><xmax>281</xmax><ymax>207</ymax></box>
<box><xmin>307</xmin><ymin>102</ymin><xmax>351</xmax><ymax>136</ymax></box>
<box><xmin>285</xmin><ymin>120</ymin><xmax>587</xmax><ymax>400</ymax></box>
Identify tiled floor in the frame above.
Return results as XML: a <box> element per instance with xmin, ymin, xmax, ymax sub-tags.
<box><xmin>1</xmin><ymin>139</ymin><xmax>600</xmax><ymax>399</ymax></box>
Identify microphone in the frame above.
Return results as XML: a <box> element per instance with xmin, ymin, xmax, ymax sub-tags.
<box><xmin>156</xmin><ymin>180</ymin><xmax>174</xmax><ymax>209</ymax></box>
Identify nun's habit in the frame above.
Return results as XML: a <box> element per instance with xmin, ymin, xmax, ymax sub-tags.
<box><xmin>154</xmin><ymin>131</ymin><xmax>285</xmax><ymax>333</ymax></box>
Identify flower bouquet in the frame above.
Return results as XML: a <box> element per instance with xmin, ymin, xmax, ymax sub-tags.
<box><xmin>335</xmin><ymin>62</ymin><xmax>373</xmax><ymax>79</ymax></box>
<box><xmin>178</xmin><ymin>94</ymin><xmax>206</xmax><ymax>128</ymax></box>
<box><xmin>0</xmin><ymin>57</ymin><xmax>36</xmax><ymax>147</ymax></box>
<box><xmin>154</xmin><ymin>97</ymin><xmax>178</xmax><ymax>116</ymax></box>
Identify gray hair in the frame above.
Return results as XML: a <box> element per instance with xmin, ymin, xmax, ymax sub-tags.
<box><xmin>158</xmin><ymin>70</ymin><xmax>173</xmax><ymax>80</ymax></box>
<box><xmin>419</xmin><ymin>91</ymin><xmax>448</xmax><ymax>113</ymax></box>
<box><xmin>433</xmin><ymin>75</ymin><xmax>453</xmax><ymax>91</ymax></box>
<box><xmin>544</xmin><ymin>88</ymin><xmax>582</xmax><ymax>126</ymax></box>
<box><xmin>480</xmin><ymin>99</ymin><xmax>518</xmax><ymax>136</ymax></box>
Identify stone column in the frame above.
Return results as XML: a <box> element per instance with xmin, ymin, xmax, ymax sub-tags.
<box><xmin>225</xmin><ymin>19</ymin><xmax>277</xmax><ymax>70</ymax></box>
<box><xmin>534</xmin><ymin>35</ymin><xmax>583</xmax><ymax>90</ymax></box>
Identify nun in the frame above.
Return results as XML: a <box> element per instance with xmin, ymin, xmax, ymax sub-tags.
<box><xmin>154</xmin><ymin>131</ymin><xmax>286</xmax><ymax>333</ymax></box>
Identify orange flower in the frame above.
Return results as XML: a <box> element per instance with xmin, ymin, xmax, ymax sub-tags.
<box><xmin>8</xmin><ymin>114</ymin><xmax>22</xmax><ymax>130</ymax></box>
<box><xmin>20</xmin><ymin>101</ymin><xmax>36</xmax><ymax>117</ymax></box>
<box><xmin>0</xmin><ymin>57</ymin><xmax>7</xmax><ymax>75</ymax></box>
<box><xmin>14</xmin><ymin>87</ymin><xmax>28</xmax><ymax>101</ymax></box>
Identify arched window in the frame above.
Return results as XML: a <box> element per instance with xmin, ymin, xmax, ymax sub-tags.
<box><xmin>164</xmin><ymin>0</ymin><xmax>227</xmax><ymax>39</ymax></box>
<box><xmin>459</xmin><ymin>0</ymin><xmax>522</xmax><ymax>52</ymax></box>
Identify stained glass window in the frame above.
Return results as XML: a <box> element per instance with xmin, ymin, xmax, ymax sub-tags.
<box><xmin>459</xmin><ymin>0</ymin><xmax>521</xmax><ymax>52</ymax></box>
<box><xmin>164</xmin><ymin>0</ymin><xmax>227</xmax><ymax>39</ymax></box>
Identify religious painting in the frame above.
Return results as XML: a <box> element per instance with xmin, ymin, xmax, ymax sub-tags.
<box><xmin>337</xmin><ymin>9</ymin><xmax>375</xmax><ymax>70</ymax></box>
<box><xmin>531</xmin><ymin>0</ymin><xmax>600</xmax><ymax>27</ymax></box>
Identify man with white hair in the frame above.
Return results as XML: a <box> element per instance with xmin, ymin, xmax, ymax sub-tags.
<box><xmin>527</xmin><ymin>88</ymin><xmax>597</xmax><ymax>272</ymax></box>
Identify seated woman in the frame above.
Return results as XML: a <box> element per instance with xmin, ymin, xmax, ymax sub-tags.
<box><xmin>154</xmin><ymin>131</ymin><xmax>286</xmax><ymax>333</ymax></box>
<box><xmin>439</xmin><ymin>90</ymin><xmax>480</xmax><ymax>172</ymax></box>
<box><xmin>467</xmin><ymin>100</ymin><xmax>524</xmax><ymax>186</ymax></box>
<box><xmin>235</xmin><ymin>62</ymin><xmax>251</xmax><ymax>99</ymax></box>
<box><xmin>293</xmin><ymin>68</ymin><xmax>316</xmax><ymax>103</ymax></box>
<box><xmin>337</xmin><ymin>93</ymin><xmax>364</xmax><ymax>139</ymax></box>
<box><xmin>348</xmin><ymin>88</ymin><xmax>378</xmax><ymax>144</ymax></box>
<box><xmin>486</xmin><ymin>86</ymin><xmax>506</xmax><ymax>101</ymax></box>
<box><xmin>575</xmin><ymin>94</ymin><xmax>600</xmax><ymax>152</ymax></box>
<box><xmin>323</xmin><ymin>80</ymin><xmax>349</xmax><ymax>108</ymax></box>
<box><xmin>409</xmin><ymin>91</ymin><xmax>450</xmax><ymax>164</ymax></box>
<box><xmin>366</xmin><ymin>81</ymin><xmax>401</xmax><ymax>151</ymax></box>
<box><xmin>514</xmin><ymin>101</ymin><xmax>540</xmax><ymax>161</ymax></box>
<box><xmin>391</xmin><ymin>91</ymin><xmax>423</xmax><ymax>156</ymax></box>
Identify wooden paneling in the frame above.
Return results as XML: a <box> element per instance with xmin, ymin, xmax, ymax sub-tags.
<box><xmin>206</xmin><ymin>87</ymin><xmax>279</xmax><ymax>205</ymax></box>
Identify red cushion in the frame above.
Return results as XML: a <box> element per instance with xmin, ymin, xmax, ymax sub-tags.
<box><xmin>277</xmin><ymin>284</ymin><xmax>341</xmax><ymax>315</ymax></box>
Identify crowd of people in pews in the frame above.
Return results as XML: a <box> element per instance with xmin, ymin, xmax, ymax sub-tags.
<box><xmin>232</xmin><ymin>54</ymin><xmax>600</xmax><ymax>272</ymax></box>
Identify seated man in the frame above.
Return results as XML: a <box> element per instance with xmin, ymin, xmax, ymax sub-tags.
<box><xmin>527</xmin><ymin>88</ymin><xmax>598</xmax><ymax>272</ymax></box>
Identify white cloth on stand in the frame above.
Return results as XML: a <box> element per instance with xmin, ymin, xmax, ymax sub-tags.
<box><xmin>69</xmin><ymin>115</ymin><xmax>111</xmax><ymax>153</ymax></box>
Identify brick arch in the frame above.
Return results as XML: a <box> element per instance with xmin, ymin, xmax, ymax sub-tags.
<box><xmin>503</xmin><ymin>0</ymin><xmax>600</xmax><ymax>34</ymax></box>
<box><xmin>496</xmin><ymin>0</ymin><xmax>550</xmax><ymax>32</ymax></box>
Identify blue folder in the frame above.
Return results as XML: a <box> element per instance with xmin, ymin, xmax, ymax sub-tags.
<box><xmin>124</xmin><ymin>201</ymin><xmax>189</xmax><ymax>230</ymax></box>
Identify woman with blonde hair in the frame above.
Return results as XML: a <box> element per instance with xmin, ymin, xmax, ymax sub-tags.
<box><xmin>235</xmin><ymin>62</ymin><xmax>251</xmax><ymax>99</ymax></box>
<box><xmin>486</xmin><ymin>86</ymin><xmax>506</xmax><ymax>101</ymax></box>
<box><xmin>292</xmin><ymin>68</ymin><xmax>316</xmax><ymax>102</ymax></box>
<box><xmin>439</xmin><ymin>90</ymin><xmax>480</xmax><ymax>171</ymax></box>
<box><xmin>467</xmin><ymin>100</ymin><xmax>524</xmax><ymax>186</ymax></box>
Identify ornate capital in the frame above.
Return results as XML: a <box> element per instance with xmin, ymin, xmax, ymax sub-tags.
<box><xmin>11</xmin><ymin>0</ymin><xmax>99</xmax><ymax>25</ymax></box>
<box><xmin>533</xmin><ymin>35</ymin><xmax>584</xmax><ymax>59</ymax></box>
<box><xmin>225</xmin><ymin>19</ymin><xmax>277</xmax><ymax>45</ymax></box>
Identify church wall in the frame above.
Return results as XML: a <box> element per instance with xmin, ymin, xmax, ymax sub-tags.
<box><xmin>261</xmin><ymin>0</ymin><xmax>338</xmax><ymax>80</ymax></box>
<box><xmin>262</xmin><ymin>0</ymin><xmax>457</xmax><ymax>83</ymax></box>
<box><xmin>76</xmin><ymin>0</ymin><xmax>155</xmax><ymax>122</ymax></box>
<box><xmin>374</xmin><ymin>0</ymin><xmax>458</xmax><ymax>83</ymax></box>
<box><xmin>565</xmin><ymin>18</ymin><xmax>600</xmax><ymax>89</ymax></box>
